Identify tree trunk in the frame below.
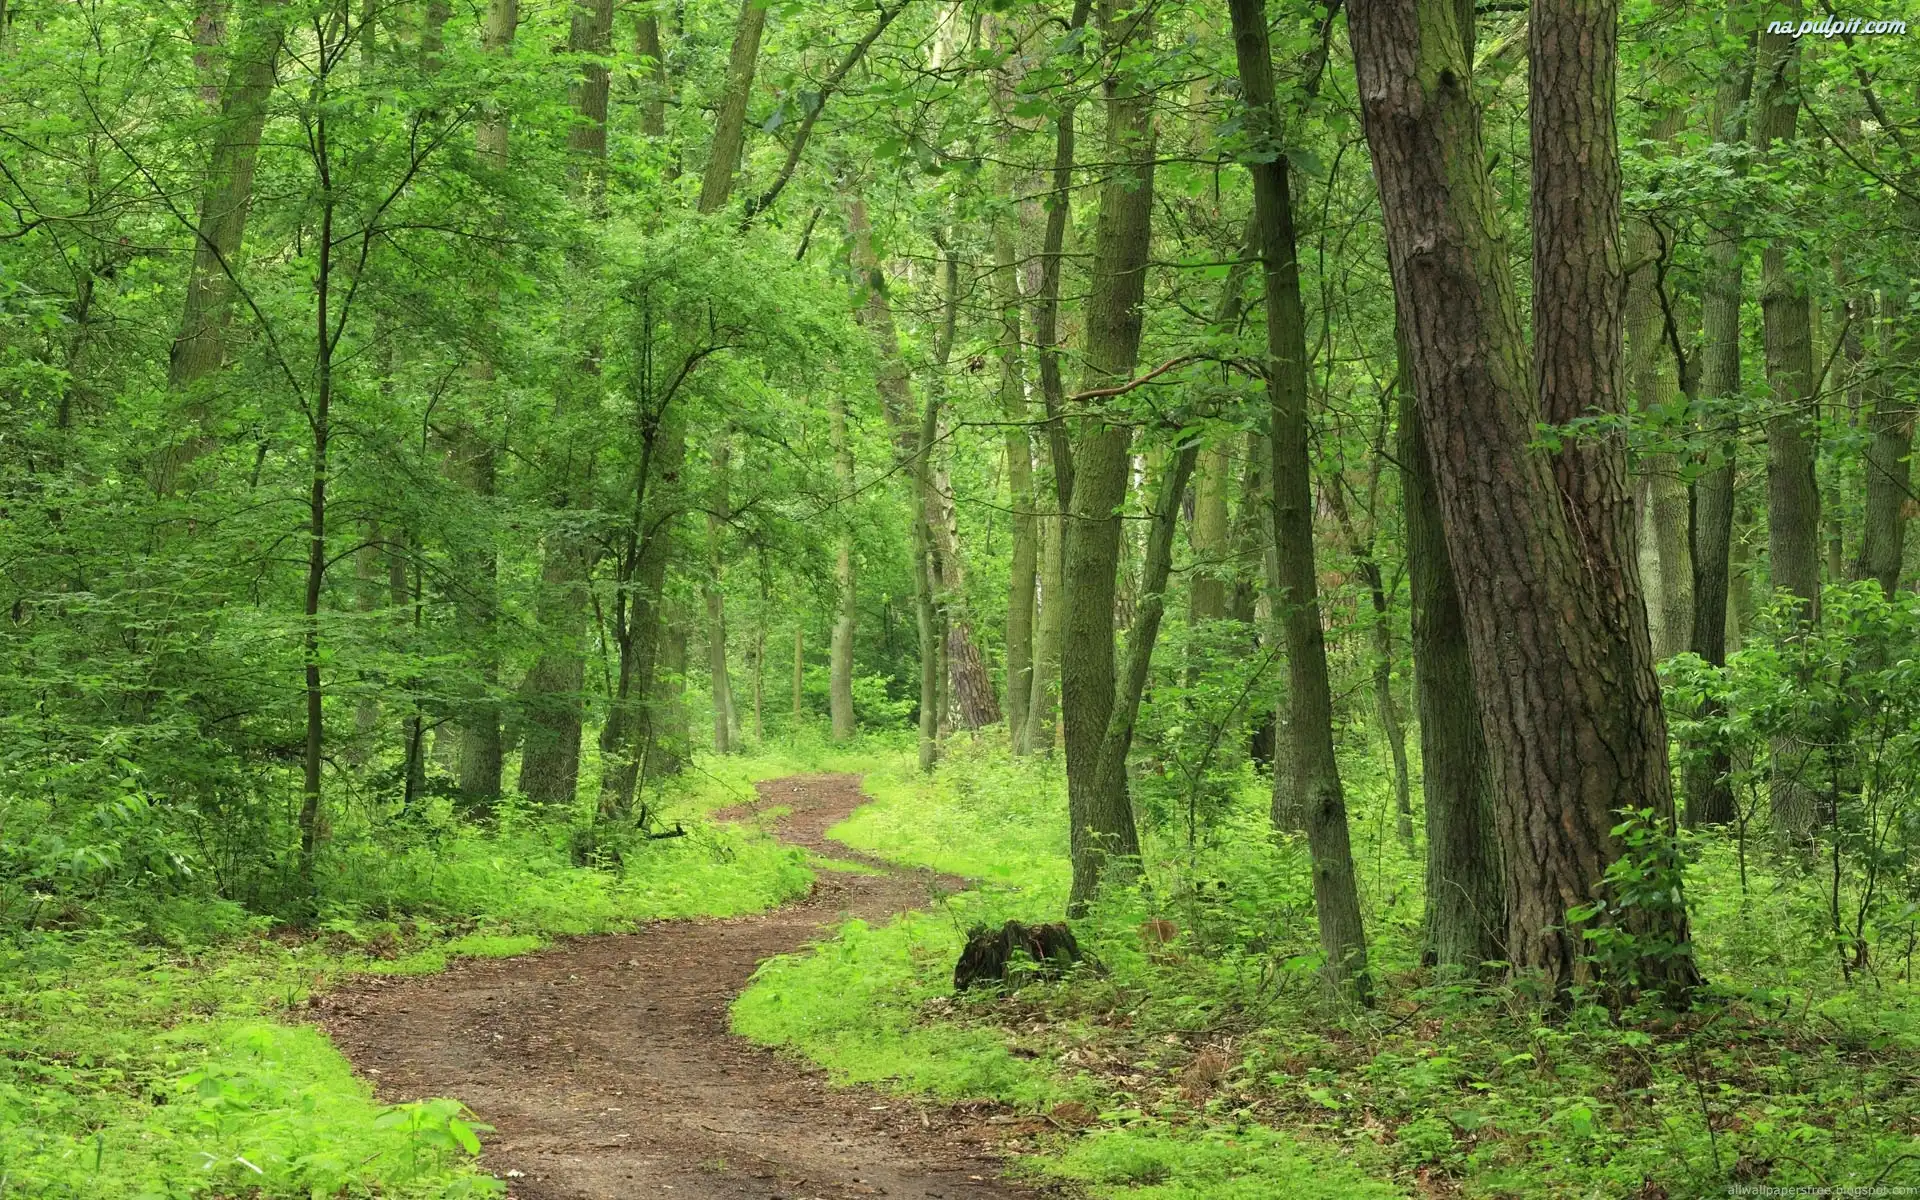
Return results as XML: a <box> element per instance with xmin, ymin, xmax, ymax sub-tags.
<box><xmin>452</xmin><ymin>430</ymin><xmax>504</xmax><ymax>806</ymax></box>
<box><xmin>1402</xmin><ymin>375</ymin><xmax>1504</xmax><ymax>969</ymax></box>
<box><xmin>922</xmin><ymin>248</ymin><xmax>1000</xmax><ymax>733</ymax></box>
<box><xmin>518</xmin><ymin>533</ymin><xmax>590</xmax><ymax>804</ymax></box>
<box><xmin>696</xmin><ymin>0</ymin><xmax>768</xmax><ymax>215</ymax></box>
<box><xmin>518</xmin><ymin>0</ymin><xmax>616</xmax><ymax>806</ymax></box>
<box><xmin>1623</xmin><ymin>194</ymin><xmax>1694</xmax><ymax>660</ymax></box>
<box><xmin>597</xmin><ymin>408</ymin><xmax>684</xmax><ymax>815</ymax></box>
<box><xmin>1021</xmin><ymin>0</ymin><xmax>1092</xmax><ymax>764</ymax></box>
<box><xmin>1235</xmin><ymin>433</ymin><xmax>1277</xmax><ymax>774</ymax></box>
<box><xmin>1089</xmin><ymin>442</ymin><xmax>1200</xmax><ymax>839</ymax></box>
<box><xmin>635</xmin><ymin>9</ymin><xmax>669</xmax><ymax>140</ymax></box>
<box><xmin>1061</xmin><ymin>0</ymin><xmax>1156</xmax><ymax>917</ymax></box>
<box><xmin>1684</xmin><ymin>9</ymin><xmax>1749</xmax><ymax>828</ymax></box>
<box><xmin>1754</xmin><ymin>12</ymin><xmax>1820</xmax><ymax>844</ymax></box>
<box><xmin>1230</xmin><ymin>0</ymin><xmax>1368</xmax><ymax>997</ymax></box>
<box><xmin>792</xmin><ymin>625</ymin><xmax>805</xmax><ymax>725</ymax></box>
<box><xmin>1188</xmin><ymin>447</ymin><xmax>1232</xmax><ymax>622</ymax></box>
<box><xmin>996</xmin><ymin>221</ymin><xmax>1037</xmax><ymax>751</ymax></box>
<box><xmin>297</xmin><ymin>128</ymin><xmax>337</xmax><ymax>906</ymax></box>
<box><xmin>829</xmin><ymin>393</ymin><xmax>858</xmax><ymax>740</ymax></box>
<box><xmin>392</xmin><ymin>532</ymin><xmax>427</xmax><ymax>807</ymax></box>
<box><xmin>157</xmin><ymin>7</ymin><xmax>280</xmax><ymax>493</ymax></box>
<box><xmin>1350</xmin><ymin>0</ymin><xmax>1699</xmax><ymax>995</ymax></box>
<box><xmin>1856</xmin><ymin>286</ymin><xmax>1915</xmax><ymax>594</ymax></box>
<box><xmin>653</xmin><ymin>607</ymin><xmax>692</xmax><ymax>776</ymax></box>
<box><xmin>1025</xmin><ymin>505</ymin><xmax>1064</xmax><ymax>754</ymax></box>
<box><xmin>706</xmin><ymin>434</ymin><xmax>734</xmax><ymax>754</ymax></box>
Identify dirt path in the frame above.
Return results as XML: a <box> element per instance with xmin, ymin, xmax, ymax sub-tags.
<box><xmin>318</xmin><ymin>774</ymin><xmax>1046</xmax><ymax>1200</ymax></box>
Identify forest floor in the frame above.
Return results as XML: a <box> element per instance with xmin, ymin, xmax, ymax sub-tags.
<box><xmin>317</xmin><ymin>772</ymin><xmax>1050</xmax><ymax>1200</ymax></box>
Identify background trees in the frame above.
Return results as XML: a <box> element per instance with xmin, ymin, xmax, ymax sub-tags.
<box><xmin>4</xmin><ymin>0</ymin><xmax>1920</xmax><ymax>1005</ymax></box>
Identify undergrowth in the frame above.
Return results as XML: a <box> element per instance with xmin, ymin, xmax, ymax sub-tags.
<box><xmin>732</xmin><ymin>734</ymin><xmax>1920</xmax><ymax>1199</ymax></box>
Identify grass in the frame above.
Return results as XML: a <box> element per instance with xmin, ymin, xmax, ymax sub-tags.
<box><xmin>0</xmin><ymin>734</ymin><xmax>893</xmax><ymax>1199</ymax></box>
<box><xmin>733</xmin><ymin>736</ymin><xmax>1407</xmax><ymax>1198</ymax></box>
<box><xmin>731</xmin><ymin>732</ymin><xmax>1920</xmax><ymax>1199</ymax></box>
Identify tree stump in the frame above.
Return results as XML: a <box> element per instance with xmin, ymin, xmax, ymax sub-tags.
<box><xmin>953</xmin><ymin>920</ymin><xmax>1082</xmax><ymax>991</ymax></box>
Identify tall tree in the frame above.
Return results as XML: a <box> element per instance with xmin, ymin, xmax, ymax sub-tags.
<box><xmin>1685</xmin><ymin>0</ymin><xmax>1753</xmax><ymax>828</ymax></box>
<box><xmin>698</xmin><ymin>0</ymin><xmax>769</xmax><ymax>215</ymax></box>
<box><xmin>1228</xmin><ymin>0</ymin><xmax>1368</xmax><ymax>997</ymax></box>
<box><xmin>1753</xmin><ymin>10</ymin><xmax>1820</xmax><ymax>842</ymax></box>
<box><xmin>1060</xmin><ymin>0</ymin><xmax>1156</xmax><ymax>914</ymax></box>
<box><xmin>518</xmin><ymin>0</ymin><xmax>617</xmax><ymax>805</ymax></box>
<box><xmin>1350</xmin><ymin>0</ymin><xmax>1699</xmax><ymax>994</ymax></box>
<box><xmin>155</xmin><ymin>5</ymin><xmax>281</xmax><ymax>493</ymax></box>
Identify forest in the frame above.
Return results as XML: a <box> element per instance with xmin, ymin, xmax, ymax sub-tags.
<box><xmin>2</xmin><ymin>0</ymin><xmax>1919</xmax><ymax>1193</ymax></box>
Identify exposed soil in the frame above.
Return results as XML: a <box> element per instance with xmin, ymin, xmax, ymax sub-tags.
<box><xmin>317</xmin><ymin>774</ymin><xmax>1049</xmax><ymax>1200</ymax></box>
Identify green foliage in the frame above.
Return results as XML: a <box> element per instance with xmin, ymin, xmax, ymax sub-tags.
<box><xmin>738</xmin><ymin>740</ymin><xmax>1920</xmax><ymax>1198</ymax></box>
<box><xmin>1666</xmin><ymin>583</ymin><xmax>1920</xmax><ymax>977</ymax></box>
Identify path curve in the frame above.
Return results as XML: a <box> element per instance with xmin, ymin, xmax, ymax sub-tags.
<box><xmin>317</xmin><ymin>773</ymin><xmax>1044</xmax><ymax>1200</ymax></box>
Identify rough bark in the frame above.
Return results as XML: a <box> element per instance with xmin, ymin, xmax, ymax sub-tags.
<box><xmin>1754</xmin><ymin>12</ymin><xmax>1820</xmax><ymax>843</ymax></box>
<box><xmin>1061</xmin><ymin>0</ymin><xmax>1156</xmax><ymax>916</ymax></box>
<box><xmin>452</xmin><ymin>430</ymin><xmax>504</xmax><ymax>806</ymax></box>
<box><xmin>1231</xmin><ymin>0</ymin><xmax>1368</xmax><ymax>997</ymax></box>
<box><xmin>1350</xmin><ymin>0</ymin><xmax>1699</xmax><ymax>994</ymax></box>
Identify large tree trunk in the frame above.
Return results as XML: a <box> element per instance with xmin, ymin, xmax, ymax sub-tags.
<box><xmin>696</xmin><ymin>0</ymin><xmax>768</xmax><ymax>215</ymax></box>
<box><xmin>1350</xmin><ymin>0</ymin><xmax>1698</xmax><ymax>995</ymax></box>
<box><xmin>1230</xmin><ymin>0</ymin><xmax>1368</xmax><ymax>997</ymax></box>
<box><xmin>1402</xmin><ymin>357</ymin><xmax>1504</xmax><ymax>969</ymax></box>
<box><xmin>1753</xmin><ymin>13</ymin><xmax>1820</xmax><ymax>844</ymax></box>
<box><xmin>454</xmin><ymin>0</ymin><xmax>516</xmax><ymax>807</ymax></box>
<box><xmin>1060</xmin><ymin>0</ymin><xmax>1156</xmax><ymax>917</ymax></box>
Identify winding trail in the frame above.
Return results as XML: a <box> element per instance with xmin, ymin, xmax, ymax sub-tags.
<box><xmin>318</xmin><ymin>774</ymin><xmax>1043</xmax><ymax>1200</ymax></box>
